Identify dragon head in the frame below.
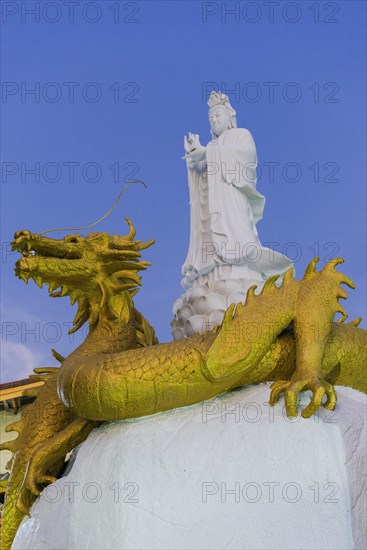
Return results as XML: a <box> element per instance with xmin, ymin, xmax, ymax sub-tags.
<box><xmin>11</xmin><ymin>218</ymin><xmax>154</xmax><ymax>333</ymax></box>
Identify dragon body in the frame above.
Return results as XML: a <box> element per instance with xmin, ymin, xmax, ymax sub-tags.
<box><xmin>1</xmin><ymin>219</ymin><xmax>366</xmax><ymax>548</ymax></box>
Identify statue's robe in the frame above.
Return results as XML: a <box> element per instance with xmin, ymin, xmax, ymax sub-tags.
<box><xmin>182</xmin><ymin>128</ymin><xmax>293</xmax><ymax>290</ymax></box>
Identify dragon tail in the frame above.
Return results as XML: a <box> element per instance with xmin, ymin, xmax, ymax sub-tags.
<box><xmin>0</xmin><ymin>415</ymin><xmax>35</xmax><ymax>550</ymax></box>
<box><xmin>0</xmin><ymin>371</ymin><xmax>73</xmax><ymax>549</ymax></box>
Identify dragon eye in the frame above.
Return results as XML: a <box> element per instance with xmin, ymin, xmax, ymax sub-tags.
<box><xmin>65</xmin><ymin>235</ymin><xmax>81</xmax><ymax>244</ymax></box>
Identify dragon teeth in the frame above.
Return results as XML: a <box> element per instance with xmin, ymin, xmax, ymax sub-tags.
<box><xmin>19</xmin><ymin>272</ymin><xmax>30</xmax><ymax>284</ymax></box>
<box><xmin>48</xmin><ymin>282</ymin><xmax>58</xmax><ymax>293</ymax></box>
<box><xmin>33</xmin><ymin>276</ymin><xmax>43</xmax><ymax>288</ymax></box>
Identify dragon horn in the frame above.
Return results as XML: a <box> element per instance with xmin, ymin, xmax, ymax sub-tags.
<box><xmin>124</xmin><ymin>217</ymin><xmax>136</xmax><ymax>241</ymax></box>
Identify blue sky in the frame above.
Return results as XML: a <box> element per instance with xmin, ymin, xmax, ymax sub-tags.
<box><xmin>1</xmin><ymin>0</ymin><xmax>366</xmax><ymax>382</ymax></box>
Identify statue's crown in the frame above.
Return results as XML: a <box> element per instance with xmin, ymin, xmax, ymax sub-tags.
<box><xmin>207</xmin><ymin>91</ymin><xmax>234</xmax><ymax>112</ymax></box>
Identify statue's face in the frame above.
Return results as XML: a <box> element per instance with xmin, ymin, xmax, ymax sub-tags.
<box><xmin>209</xmin><ymin>106</ymin><xmax>230</xmax><ymax>136</ymax></box>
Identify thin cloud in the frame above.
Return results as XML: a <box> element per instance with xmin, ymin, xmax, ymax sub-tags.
<box><xmin>0</xmin><ymin>342</ymin><xmax>47</xmax><ymax>383</ymax></box>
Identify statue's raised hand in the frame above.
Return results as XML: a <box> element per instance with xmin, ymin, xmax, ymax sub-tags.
<box><xmin>183</xmin><ymin>133</ymin><xmax>206</xmax><ymax>162</ymax></box>
<box><xmin>184</xmin><ymin>133</ymin><xmax>200</xmax><ymax>154</ymax></box>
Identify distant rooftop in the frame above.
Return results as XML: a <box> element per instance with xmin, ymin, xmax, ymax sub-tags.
<box><xmin>0</xmin><ymin>378</ymin><xmax>44</xmax><ymax>414</ymax></box>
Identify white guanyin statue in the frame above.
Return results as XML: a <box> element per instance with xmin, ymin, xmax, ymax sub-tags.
<box><xmin>171</xmin><ymin>91</ymin><xmax>294</xmax><ymax>339</ymax></box>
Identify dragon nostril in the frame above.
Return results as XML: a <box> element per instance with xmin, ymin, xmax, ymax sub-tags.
<box><xmin>14</xmin><ymin>230</ymin><xmax>31</xmax><ymax>239</ymax></box>
<box><xmin>64</xmin><ymin>234</ymin><xmax>81</xmax><ymax>244</ymax></box>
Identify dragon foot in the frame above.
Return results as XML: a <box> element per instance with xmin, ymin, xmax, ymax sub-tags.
<box><xmin>269</xmin><ymin>377</ymin><xmax>337</xmax><ymax>418</ymax></box>
<box><xmin>24</xmin><ymin>450</ymin><xmax>59</xmax><ymax>497</ymax></box>
<box><xmin>23</xmin><ymin>418</ymin><xmax>97</xmax><ymax>497</ymax></box>
<box><xmin>25</xmin><ymin>468</ymin><xmax>57</xmax><ymax>497</ymax></box>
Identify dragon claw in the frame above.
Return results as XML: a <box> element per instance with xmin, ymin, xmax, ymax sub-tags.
<box><xmin>16</xmin><ymin>494</ymin><xmax>30</xmax><ymax>516</ymax></box>
<box><xmin>27</xmin><ymin>477</ymin><xmax>41</xmax><ymax>497</ymax></box>
<box><xmin>270</xmin><ymin>378</ymin><xmax>337</xmax><ymax>418</ymax></box>
<box><xmin>27</xmin><ymin>472</ymin><xmax>57</xmax><ymax>497</ymax></box>
<box><xmin>25</xmin><ymin>449</ymin><xmax>59</xmax><ymax>497</ymax></box>
<box><xmin>40</xmin><ymin>475</ymin><xmax>58</xmax><ymax>487</ymax></box>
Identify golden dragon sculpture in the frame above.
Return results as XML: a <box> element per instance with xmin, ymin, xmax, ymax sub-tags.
<box><xmin>1</xmin><ymin>218</ymin><xmax>366</xmax><ymax>548</ymax></box>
